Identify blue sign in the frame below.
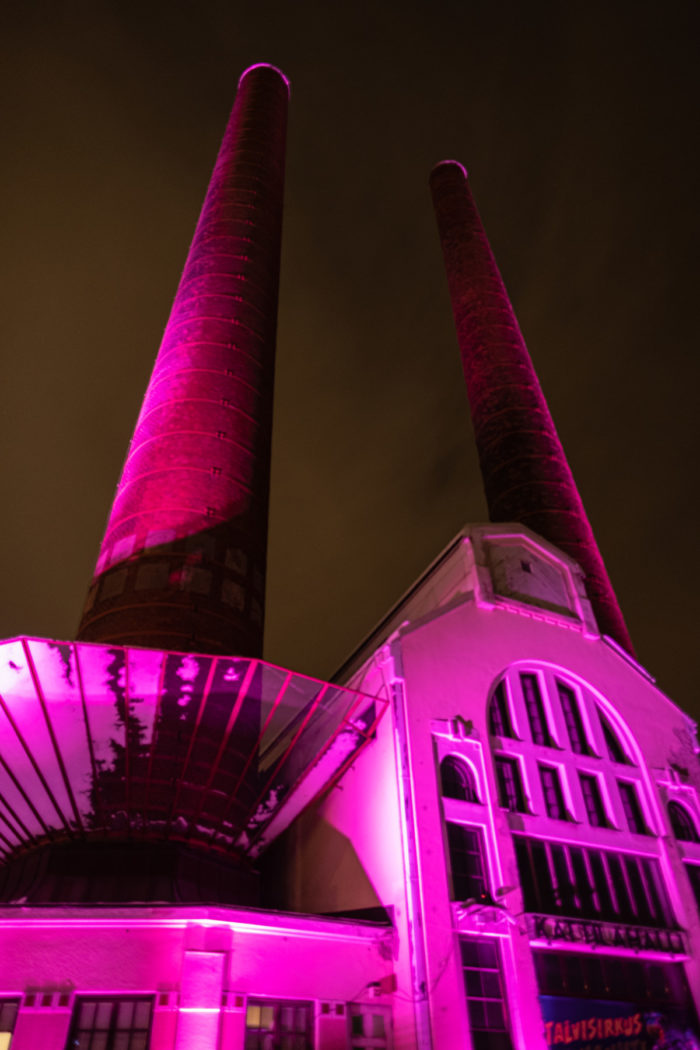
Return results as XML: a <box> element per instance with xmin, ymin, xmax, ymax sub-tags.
<box><xmin>539</xmin><ymin>996</ymin><xmax>700</xmax><ymax>1050</ymax></box>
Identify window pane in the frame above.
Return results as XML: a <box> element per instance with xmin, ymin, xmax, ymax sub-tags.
<box><xmin>116</xmin><ymin>1001</ymin><xmax>134</xmax><ymax>1029</ymax></box>
<box><xmin>133</xmin><ymin>1002</ymin><xmax>152</xmax><ymax>1030</ymax></box>
<box><xmin>557</xmin><ymin>683</ymin><xmax>589</xmax><ymax>754</ymax></box>
<box><xmin>489</xmin><ymin>682</ymin><xmax>514</xmax><ymax>738</ymax></box>
<box><xmin>521</xmin><ymin>674</ymin><xmax>551</xmax><ymax>746</ymax></box>
<box><xmin>95</xmin><ymin>1002</ymin><xmax>112</xmax><ymax>1029</ymax></box>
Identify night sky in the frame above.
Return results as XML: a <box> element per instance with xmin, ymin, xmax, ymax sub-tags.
<box><xmin>2</xmin><ymin>3</ymin><xmax>698</xmax><ymax>720</ymax></box>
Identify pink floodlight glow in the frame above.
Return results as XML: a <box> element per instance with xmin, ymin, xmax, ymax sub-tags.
<box><xmin>76</xmin><ymin>63</ymin><xmax>290</xmax><ymax>658</ymax></box>
<box><xmin>0</xmin><ymin>636</ymin><xmax>387</xmax><ymax>884</ymax></box>
<box><xmin>239</xmin><ymin>62</ymin><xmax>290</xmax><ymax>90</ymax></box>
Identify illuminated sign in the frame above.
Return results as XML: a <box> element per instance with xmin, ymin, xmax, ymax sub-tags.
<box><xmin>528</xmin><ymin>914</ymin><xmax>685</xmax><ymax>955</ymax></box>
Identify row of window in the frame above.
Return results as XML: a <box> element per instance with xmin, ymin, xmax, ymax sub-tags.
<box><xmin>534</xmin><ymin>950</ymin><xmax>693</xmax><ymax>1006</ymax></box>
<box><xmin>493</xmin><ymin>754</ymin><xmax>650</xmax><ymax>833</ymax></box>
<box><xmin>446</xmin><ymin>821</ymin><xmax>675</xmax><ymax>930</ymax></box>
<box><xmin>490</xmin><ymin>675</ymin><xmax>629</xmax><ymax>764</ymax></box>
<box><xmin>0</xmin><ymin>996</ymin><xmax>391</xmax><ymax>1050</ymax></box>
<box><xmin>514</xmin><ymin>835</ymin><xmax>674</xmax><ymax>928</ymax></box>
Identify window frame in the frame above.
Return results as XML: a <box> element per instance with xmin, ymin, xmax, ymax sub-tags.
<box><xmin>65</xmin><ymin>996</ymin><xmax>154</xmax><ymax>1050</ymax></box>
<box><xmin>446</xmin><ymin>822</ymin><xmax>489</xmax><ymax>902</ymax></box>
<box><xmin>494</xmin><ymin>754</ymin><xmax>528</xmax><ymax>813</ymax></box>
<box><xmin>460</xmin><ymin>936</ymin><xmax>513</xmax><ymax>1050</ymax></box>
<box><xmin>440</xmin><ymin>755</ymin><xmax>480</xmax><ymax>803</ymax></box>
<box><xmin>557</xmin><ymin>681</ymin><xmax>591</xmax><ymax>755</ymax></box>
<box><xmin>618</xmin><ymin>780</ymin><xmax>648</xmax><ymax>835</ymax></box>
<box><xmin>539</xmin><ymin>764</ymin><xmax>570</xmax><ymax>821</ymax></box>
<box><xmin>245</xmin><ymin>998</ymin><xmax>314</xmax><ymax>1050</ymax></box>
<box><xmin>668</xmin><ymin>799</ymin><xmax>699</xmax><ymax>843</ymax></box>
<box><xmin>520</xmin><ymin>673</ymin><xmax>553</xmax><ymax>747</ymax></box>
<box><xmin>579</xmin><ymin>772</ymin><xmax>609</xmax><ymax>828</ymax></box>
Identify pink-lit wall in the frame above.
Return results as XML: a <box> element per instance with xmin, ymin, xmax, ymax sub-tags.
<box><xmin>0</xmin><ymin>906</ymin><xmax>394</xmax><ymax>1050</ymax></box>
<box><xmin>277</xmin><ymin>525</ymin><xmax>700</xmax><ymax>1049</ymax></box>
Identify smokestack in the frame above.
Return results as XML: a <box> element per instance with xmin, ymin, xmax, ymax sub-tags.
<box><xmin>77</xmin><ymin>64</ymin><xmax>289</xmax><ymax>656</ymax></box>
<box><xmin>430</xmin><ymin>160</ymin><xmax>634</xmax><ymax>655</ymax></box>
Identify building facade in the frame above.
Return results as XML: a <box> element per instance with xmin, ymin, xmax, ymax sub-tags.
<box><xmin>0</xmin><ymin>63</ymin><xmax>698</xmax><ymax>1050</ymax></box>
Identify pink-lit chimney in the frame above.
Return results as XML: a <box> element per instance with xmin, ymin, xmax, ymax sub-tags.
<box><xmin>77</xmin><ymin>64</ymin><xmax>289</xmax><ymax>657</ymax></box>
<box><xmin>430</xmin><ymin>160</ymin><xmax>634</xmax><ymax>655</ymax></box>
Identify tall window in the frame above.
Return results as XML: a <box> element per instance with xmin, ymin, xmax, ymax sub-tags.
<box><xmin>66</xmin><ymin>998</ymin><xmax>153</xmax><ymax>1050</ymax></box>
<box><xmin>539</xmin><ymin>765</ymin><xmax>569</xmax><ymax>821</ymax></box>
<box><xmin>489</xmin><ymin>682</ymin><xmax>515</xmax><ymax>738</ymax></box>
<box><xmin>460</xmin><ymin>937</ymin><xmax>513</xmax><ymax>1050</ymax></box>
<box><xmin>668</xmin><ymin>800</ymin><xmax>699</xmax><ymax>842</ymax></box>
<box><xmin>557</xmin><ymin>682</ymin><xmax>590</xmax><ymax>754</ymax></box>
<box><xmin>245</xmin><ymin>1000</ymin><xmax>312</xmax><ymax>1050</ymax></box>
<box><xmin>520</xmin><ymin>674</ymin><xmax>552</xmax><ymax>746</ymax></box>
<box><xmin>446</xmin><ymin>823</ymin><xmax>488</xmax><ymax>901</ymax></box>
<box><xmin>619</xmin><ymin>781</ymin><xmax>648</xmax><ymax>835</ymax></box>
<box><xmin>440</xmin><ymin>756</ymin><xmax>480</xmax><ymax>803</ymax></box>
<box><xmin>579</xmin><ymin>773</ymin><xmax>609</xmax><ymax>827</ymax></box>
<box><xmin>494</xmin><ymin>756</ymin><xmax>527</xmax><ymax>813</ymax></box>
<box><xmin>0</xmin><ymin>1000</ymin><xmax>19</xmax><ymax>1050</ymax></box>
<box><xmin>599</xmin><ymin>711</ymin><xmax>629</xmax><ymax>764</ymax></box>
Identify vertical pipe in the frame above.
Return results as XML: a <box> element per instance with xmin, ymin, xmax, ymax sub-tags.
<box><xmin>430</xmin><ymin>160</ymin><xmax>634</xmax><ymax>655</ymax></box>
<box><xmin>78</xmin><ymin>64</ymin><xmax>289</xmax><ymax>657</ymax></box>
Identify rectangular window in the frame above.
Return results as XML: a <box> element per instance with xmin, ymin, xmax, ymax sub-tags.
<box><xmin>348</xmin><ymin>1004</ymin><xmax>390</xmax><ymax>1048</ymax></box>
<box><xmin>245</xmin><ymin>999</ymin><xmax>313</xmax><ymax>1050</ymax></box>
<box><xmin>494</xmin><ymin>756</ymin><xmax>527</xmax><ymax>813</ymax></box>
<box><xmin>0</xmin><ymin>1000</ymin><xmax>19</xmax><ymax>1050</ymax></box>
<box><xmin>619</xmin><ymin>781</ymin><xmax>648</xmax><ymax>834</ymax></box>
<box><xmin>66</xmin><ymin>998</ymin><xmax>153</xmax><ymax>1050</ymax></box>
<box><xmin>579</xmin><ymin>773</ymin><xmax>608</xmax><ymax>827</ymax></box>
<box><xmin>489</xmin><ymin>682</ymin><xmax>515</xmax><ymax>738</ymax></box>
<box><xmin>460</xmin><ymin>937</ymin><xmax>513</xmax><ymax>1050</ymax></box>
<box><xmin>557</xmin><ymin>683</ymin><xmax>590</xmax><ymax>754</ymax></box>
<box><xmin>446</xmin><ymin>823</ymin><xmax>488</xmax><ymax>901</ymax></box>
<box><xmin>521</xmin><ymin>674</ymin><xmax>552</xmax><ymax>746</ymax></box>
<box><xmin>539</xmin><ymin>765</ymin><xmax>569</xmax><ymax>821</ymax></box>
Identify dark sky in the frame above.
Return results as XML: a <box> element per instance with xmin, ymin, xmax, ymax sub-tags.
<box><xmin>2</xmin><ymin>2</ymin><xmax>698</xmax><ymax>720</ymax></box>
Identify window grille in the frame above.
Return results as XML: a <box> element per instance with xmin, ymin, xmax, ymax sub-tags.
<box><xmin>460</xmin><ymin>937</ymin><xmax>513</xmax><ymax>1050</ymax></box>
<box><xmin>245</xmin><ymin>999</ymin><xmax>312</xmax><ymax>1050</ymax></box>
<box><xmin>494</xmin><ymin>756</ymin><xmax>527</xmax><ymax>813</ymax></box>
<box><xmin>557</xmin><ymin>682</ymin><xmax>590</xmax><ymax>754</ymax></box>
<box><xmin>539</xmin><ymin>765</ymin><xmax>569</xmax><ymax>821</ymax></box>
<box><xmin>348</xmin><ymin>1004</ymin><xmax>390</xmax><ymax>1049</ymax></box>
<box><xmin>579</xmin><ymin>773</ymin><xmax>609</xmax><ymax>827</ymax></box>
<box><xmin>446</xmin><ymin>823</ymin><xmax>488</xmax><ymax>901</ymax></box>
<box><xmin>489</xmin><ymin>682</ymin><xmax>515</xmax><ymax>738</ymax></box>
<box><xmin>618</xmin><ymin>781</ymin><xmax>648</xmax><ymax>835</ymax></box>
<box><xmin>65</xmin><ymin>997</ymin><xmax>153</xmax><ymax>1050</ymax></box>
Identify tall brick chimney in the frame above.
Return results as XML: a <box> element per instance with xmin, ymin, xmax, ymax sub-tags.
<box><xmin>77</xmin><ymin>64</ymin><xmax>289</xmax><ymax>656</ymax></box>
<box><xmin>430</xmin><ymin>160</ymin><xmax>634</xmax><ymax>655</ymax></box>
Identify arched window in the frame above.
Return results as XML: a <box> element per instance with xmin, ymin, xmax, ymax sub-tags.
<box><xmin>668</xmin><ymin>800</ymin><xmax>699</xmax><ymax>842</ymax></box>
<box><xmin>440</xmin><ymin>756</ymin><xmax>480</xmax><ymax>803</ymax></box>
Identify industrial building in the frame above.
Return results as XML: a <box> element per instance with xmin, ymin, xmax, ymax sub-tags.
<box><xmin>1</xmin><ymin>63</ymin><xmax>698</xmax><ymax>1050</ymax></box>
